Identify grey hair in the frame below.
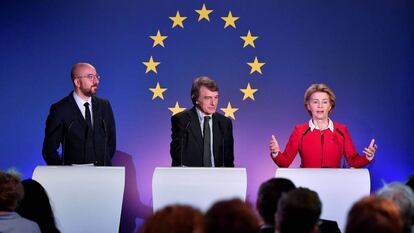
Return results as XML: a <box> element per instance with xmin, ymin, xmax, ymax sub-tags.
<box><xmin>376</xmin><ymin>182</ymin><xmax>414</xmax><ymax>228</ymax></box>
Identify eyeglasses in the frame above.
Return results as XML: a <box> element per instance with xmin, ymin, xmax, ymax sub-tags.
<box><xmin>77</xmin><ymin>74</ymin><xmax>101</xmax><ymax>81</ymax></box>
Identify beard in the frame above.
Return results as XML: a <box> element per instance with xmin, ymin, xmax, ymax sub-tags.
<box><xmin>81</xmin><ymin>85</ymin><xmax>98</xmax><ymax>97</ymax></box>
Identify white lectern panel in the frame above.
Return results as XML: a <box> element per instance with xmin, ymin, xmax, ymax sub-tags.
<box><xmin>275</xmin><ymin>168</ymin><xmax>370</xmax><ymax>231</ymax></box>
<box><xmin>152</xmin><ymin>167</ymin><xmax>247</xmax><ymax>212</ymax></box>
<box><xmin>32</xmin><ymin>166</ymin><xmax>125</xmax><ymax>233</ymax></box>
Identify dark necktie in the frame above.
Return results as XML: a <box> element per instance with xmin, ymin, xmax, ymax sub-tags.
<box><xmin>84</xmin><ymin>102</ymin><xmax>93</xmax><ymax>131</ymax></box>
<box><xmin>203</xmin><ymin>116</ymin><xmax>212</xmax><ymax>167</ymax></box>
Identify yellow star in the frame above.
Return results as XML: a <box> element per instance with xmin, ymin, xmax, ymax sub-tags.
<box><xmin>240</xmin><ymin>83</ymin><xmax>258</xmax><ymax>101</ymax></box>
<box><xmin>247</xmin><ymin>57</ymin><xmax>265</xmax><ymax>74</ymax></box>
<box><xmin>195</xmin><ymin>4</ymin><xmax>213</xmax><ymax>22</ymax></box>
<box><xmin>168</xmin><ymin>101</ymin><xmax>186</xmax><ymax>115</ymax></box>
<box><xmin>149</xmin><ymin>82</ymin><xmax>167</xmax><ymax>100</ymax></box>
<box><xmin>221</xmin><ymin>11</ymin><xmax>239</xmax><ymax>29</ymax></box>
<box><xmin>220</xmin><ymin>102</ymin><xmax>239</xmax><ymax>120</ymax></box>
<box><xmin>169</xmin><ymin>11</ymin><xmax>187</xmax><ymax>28</ymax></box>
<box><xmin>143</xmin><ymin>56</ymin><xmax>160</xmax><ymax>74</ymax></box>
<box><xmin>150</xmin><ymin>30</ymin><xmax>168</xmax><ymax>47</ymax></box>
<box><xmin>240</xmin><ymin>30</ymin><xmax>258</xmax><ymax>48</ymax></box>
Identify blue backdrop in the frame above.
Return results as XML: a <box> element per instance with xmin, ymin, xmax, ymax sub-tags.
<box><xmin>1</xmin><ymin>0</ymin><xmax>413</xmax><ymax>231</ymax></box>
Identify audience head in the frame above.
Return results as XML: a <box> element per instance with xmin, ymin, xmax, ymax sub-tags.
<box><xmin>0</xmin><ymin>170</ymin><xmax>24</xmax><ymax>212</ymax></box>
<box><xmin>256</xmin><ymin>178</ymin><xmax>296</xmax><ymax>225</ymax></box>
<box><xmin>16</xmin><ymin>179</ymin><xmax>60</xmax><ymax>233</ymax></box>
<box><xmin>406</xmin><ymin>174</ymin><xmax>414</xmax><ymax>192</ymax></box>
<box><xmin>140</xmin><ymin>205</ymin><xmax>203</xmax><ymax>233</ymax></box>
<box><xmin>276</xmin><ymin>187</ymin><xmax>321</xmax><ymax>233</ymax></box>
<box><xmin>376</xmin><ymin>182</ymin><xmax>414</xmax><ymax>231</ymax></box>
<box><xmin>345</xmin><ymin>196</ymin><xmax>403</xmax><ymax>233</ymax></box>
<box><xmin>204</xmin><ymin>198</ymin><xmax>259</xmax><ymax>233</ymax></box>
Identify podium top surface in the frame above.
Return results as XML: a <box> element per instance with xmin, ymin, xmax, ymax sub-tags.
<box><xmin>155</xmin><ymin>167</ymin><xmax>246</xmax><ymax>171</ymax></box>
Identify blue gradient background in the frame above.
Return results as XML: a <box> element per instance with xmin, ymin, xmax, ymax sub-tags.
<box><xmin>1</xmin><ymin>0</ymin><xmax>413</xmax><ymax>231</ymax></box>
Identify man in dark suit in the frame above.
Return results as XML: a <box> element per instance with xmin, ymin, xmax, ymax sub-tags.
<box><xmin>42</xmin><ymin>63</ymin><xmax>116</xmax><ymax>166</ymax></box>
<box><xmin>170</xmin><ymin>76</ymin><xmax>234</xmax><ymax>167</ymax></box>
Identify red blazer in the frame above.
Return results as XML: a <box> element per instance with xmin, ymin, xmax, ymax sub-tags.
<box><xmin>272</xmin><ymin>122</ymin><xmax>370</xmax><ymax>168</ymax></box>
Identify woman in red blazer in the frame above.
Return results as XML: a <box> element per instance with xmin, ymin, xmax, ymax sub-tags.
<box><xmin>269</xmin><ymin>84</ymin><xmax>377</xmax><ymax>168</ymax></box>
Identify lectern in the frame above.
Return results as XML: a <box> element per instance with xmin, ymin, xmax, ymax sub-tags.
<box><xmin>275</xmin><ymin>168</ymin><xmax>370</xmax><ymax>231</ymax></box>
<box><xmin>32</xmin><ymin>166</ymin><xmax>125</xmax><ymax>233</ymax></box>
<box><xmin>152</xmin><ymin>167</ymin><xmax>247</xmax><ymax>212</ymax></box>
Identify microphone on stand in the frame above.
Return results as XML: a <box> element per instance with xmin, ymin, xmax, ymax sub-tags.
<box><xmin>299</xmin><ymin>127</ymin><xmax>311</xmax><ymax>153</ymax></box>
<box><xmin>321</xmin><ymin>131</ymin><xmax>325</xmax><ymax>166</ymax></box>
<box><xmin>335</xmin><ymin>128</ymin><xmax>344</xmax><ymax>137</ymax></box>
<box><xmin>102</xmin><ymin>119</ymin><xmax>108</xmax><ymax>166</ymax></box>
<box><xmin>180</xmin><ymin>120</ymin><xmax>191</xmax><ymax>167</ymax></box>
<box><xmin>217</xmin><ymin>121</ymin><xmax>225</xmax><ymax>167</ymax></box>
<box><xmin>335</xmin><ymin>128</ymin><xmax>346</xmax><ymax>168</ymax></box>
<box><xmin>62</xmin><ymin>121</ymin><xmax>74</xmax><ymax>165</ymax></box>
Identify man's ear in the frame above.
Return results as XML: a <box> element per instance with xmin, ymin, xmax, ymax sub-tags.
<box><xmin>74</xmin><ymin>78</ymin><xmax>80</xmax><ymax>88</ymax></box>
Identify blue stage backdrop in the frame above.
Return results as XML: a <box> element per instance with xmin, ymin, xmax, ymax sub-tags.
<box><xmin>1</xmin><ymin>0</ymin><xmax>413</xmax><ymax>231</ymax></box>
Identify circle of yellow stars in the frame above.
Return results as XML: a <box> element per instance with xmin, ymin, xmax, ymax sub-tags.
<box><xmin>142</xmin><ymin>3</ymin><xmax>266</xmax><ymax>120</ymax></box>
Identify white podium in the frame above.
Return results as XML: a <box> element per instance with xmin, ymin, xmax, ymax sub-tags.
<box><xmin>275</xmin><ymin>168</ymin><xmax>370</xmax><ymax>231</ymax></box>
<box><xmin>152</xmin><ymin>167</ymin><xmax>247</xmax><ymax>212</ymax></box>
<box><xmin>32</xmin><ymin>166</ymin><xmax>125</xmax><ymax>233</ymax></box>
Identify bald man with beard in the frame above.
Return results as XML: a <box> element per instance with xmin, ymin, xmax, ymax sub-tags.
<box><xmin>42</xmin><ymin>63</ymin><xmax>116</xmax><ymax>166</ymax></box>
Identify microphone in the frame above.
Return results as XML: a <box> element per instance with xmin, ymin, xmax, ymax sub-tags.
<box><xmin>62</xmin><ymin>121</ymin><xmax>74</xmax><ymax>165</ymax></box>
<box><xmin>302</xmin><ymin>127</ymin><xmax>311</xmax><ymax>137</ymax></box>
<box><xmin>102</xmin><ymin>119</ymin><xmax>108</xmax><ymax>166</ymax></box>
<box><xmin>217</xmin><ymin>121</ymin><xmax>225</xmax><ymax>167</ymax></box>
<box><xmin>180</xmin><ymin>120</ymin><xmax>191</xmax><ymax>167</ymax></box>
<box><xmin>335</xmin><ymin>128</ymin><xmax>344</xmax><ymax>137</ymax></box>
<box><xmin>300</xmin><ymin>127</ymin><xmax>311</xmax><ymax>153</ymax></box>
<box><xmin>320</xmin><ymin>131</ymin><xmax>325</xmax><ymax>167</ymax></box>
<box><xmin>335</xmin><ymin>128</ymin><xmax>346</xmax><ymax>168</ymax></box>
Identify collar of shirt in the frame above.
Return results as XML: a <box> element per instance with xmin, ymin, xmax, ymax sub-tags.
<box><xmin>73</xmin><ymin>91</ymin><xmax>92</xmax><ymax>119</ymax></box>
<box><xmin>195</xmin><ymin>107</ymin><xmax>213</xmax><ymax>124</ymax></box>
<box><xmin>195</xmin><ymin>107</ymin><xmax>215</xmax><ymax>166</ymax></box>
<box><xmin>73</xmin><ymin>91</ymin><xmax>92</xmax><ymax>108</ymax></box>
<box><xmin>0</xmin><ymin>212</ymin><xmax>19</xmax><ymax>220</ymax></box>
<box><xmin>309</xmin><ymin>118</ymin><xmax>334</xmax><ymax>132</ymax></box>
<box><xmin>260</xmin><ymin>224</ymin><xmax>275</xmax><ymax>230</ymax></box>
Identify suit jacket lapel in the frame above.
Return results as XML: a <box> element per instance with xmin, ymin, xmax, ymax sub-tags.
<box><xmin>189</xmin><ymin>107</ymin><xmax>203</xmax><ymax>150</ymax></box>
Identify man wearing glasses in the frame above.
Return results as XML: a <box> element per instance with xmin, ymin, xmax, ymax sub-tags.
<box><xmin>42</xmin><ymin>63</ymin><xmax>116</xmax><ymax>166</ymax></box>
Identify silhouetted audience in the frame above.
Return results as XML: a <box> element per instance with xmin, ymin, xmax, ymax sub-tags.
<box><xmin>256</xmin><ymin>178</ymin><xmax>340</xmax><ymax>233</ymax></box>
<box><xmin>139</xmin><ymin>205</ymin><xmax>203</xmax><ymax>233</ymax></box>
<box><xmin>345</xmin><ymin>196</ymin><xmax>403</xmax><ymax>233</ymax></box>
<box><xmin>16</xmin><ymin>179</ymin><xmax>60</xmax><ymax>233</ymax></box>
<box><xmin>0</xmin><ymin>171</ymin><xmax>41</xmax><ymax>233</ymax></box>
<box><xmin>406</xmin><ymin>174</ymin><xmax>414</xmax><ymax>192</ymax></box>
<box><xmin>256</xmin><ymin>178</ymin><xmax>296</xmax><ymax>233</ymax></box>
<box><xmin>376</xmin><ymin>182</ymin><xmax>414</xmax><ymax>233</ymax></box>
<box><xmin>276</xmin><ymin>187</ymin><xmax>321</xmax><ymax>233</ymax></box>
<box><xmin>204</xmin><ymin>199</ymin><xmax>259</xmax><ymax>233</ymax></box>
<box><xmin>318</xmin><ymin>219</ymin><xmax>341</xmax><ymax>233</ymax></box>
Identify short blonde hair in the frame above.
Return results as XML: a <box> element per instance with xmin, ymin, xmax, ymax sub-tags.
<box><xmin>304</xmin><ymin>83</ymin><xmax>336</xmax><ymax>116</ymax></box>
